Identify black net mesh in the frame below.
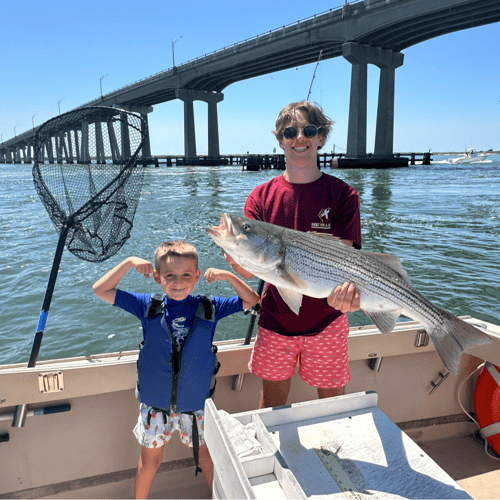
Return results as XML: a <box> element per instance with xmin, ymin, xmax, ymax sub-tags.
<box><xmin>32</xmin><ymin>106</ymin><xmax>147</xmax><ymax>262</ymax></box>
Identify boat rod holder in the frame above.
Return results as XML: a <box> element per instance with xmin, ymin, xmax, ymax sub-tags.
<box><xmin>12</xmin><ymin>404</ymin><xmax>28</xmax><ymax>428</ymax></box>
<box><xmin>368</xmin><ymin>356</ymin><xmax>383</xmax><ymax>372</ymax></box>
<box><xmin>429</xmin><ymin>371</ymin><xmax>450</xmax><ymax>395</ymax></box>
<box><xmin>7</xmin><ymin>404</ymin><xmax>71</xmax><ymax>426</ymax></box>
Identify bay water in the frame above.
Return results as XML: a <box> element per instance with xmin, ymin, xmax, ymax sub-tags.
<box><xmin>1</xmin><ymin>158</ymin><xmax>499</xmax><ymax>366</ymax></box>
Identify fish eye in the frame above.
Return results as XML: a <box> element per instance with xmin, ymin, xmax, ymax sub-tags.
<box><xmin>241</xmin><ymin>223</ymin><xmax>251</xmax><ymax>232</ymax></box>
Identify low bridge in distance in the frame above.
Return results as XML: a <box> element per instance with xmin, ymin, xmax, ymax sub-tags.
<box><xmin>1</xmin><ymin>0</ymin><xmax>499</xmax><ymax>167</ymax></box>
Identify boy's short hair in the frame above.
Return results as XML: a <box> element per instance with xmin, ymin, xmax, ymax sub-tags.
<box><xmin>273</xmin><ymin>100</ymin><xmax>334</xmax><ymax>150</ymax></box>
<box><xmin>154</xmin><ymin>241</ymin><xmax>199</xmax><ymax>273</ymax></box>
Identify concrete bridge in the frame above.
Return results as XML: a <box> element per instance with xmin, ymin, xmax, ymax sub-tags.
<box><xmin>1</xmin><ymin>0</ymin><xmax>499</xmax><ymax>164</ymax></box>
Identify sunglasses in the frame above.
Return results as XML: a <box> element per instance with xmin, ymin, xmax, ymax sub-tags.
<box><xmin>283</xmin><ymin>125</ymin><xmax>319</xmax><ymax>140</ymax></box>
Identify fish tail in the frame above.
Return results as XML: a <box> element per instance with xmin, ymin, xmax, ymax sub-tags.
<box><xmin>428</xmin><ymin>308</ymin><xmax>492</xmax><ymax>374</ymax></box>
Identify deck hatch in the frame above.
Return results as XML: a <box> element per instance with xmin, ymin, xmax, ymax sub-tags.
<box><xmin>38</xmin><ymin>371</ymin><xmax>64</xmax><ymax>393</ymax></box>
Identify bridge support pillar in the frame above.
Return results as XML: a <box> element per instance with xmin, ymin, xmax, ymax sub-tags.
<box><xmin>114</xmin><ymin>104</ymin><xmax>154</xmax><ymax>162</ymax></box>
<box><xmin>176</xmin><ymin>90</ymin><xmax>197</xmax><ymax>157</ymax></box>
<box><xmin>207</xmin><ymin>100</ymin><xmax>221</xmax><ymax>157</ymax></box>
<box><xmin>140</xmin><ymin>113</ymin><xmax>151</xmax><ymax>159</ymax></box>
<box><xmin>176</xmin><ymin>89</ymin><xmax>224</xmax><ymax>157</ymax></box>
<box><xmin>373</xmin><ymin>52</ymin><xmax>404</xmax><ymax>157</ymax></box>
<box><xmin>343</xmin><ymin>44</ymin><xmax>368</xmax><ymax>158</ymax></box>
<box><xmin>25</xmin><ymin>140</ymin><xmax>33</xmax><ymax>163</ymax></box>
<box><xmin>342</xmin><ymin>42</ymin><xmax>404</xmax><ymax>159</ymax></box>
<box><xmin>5</xmin><ymin>148</ymin><xmax>13</xmax><ymax>163</ymax></box>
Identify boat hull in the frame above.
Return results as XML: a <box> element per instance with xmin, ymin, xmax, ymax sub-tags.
<box><xmin>449</xmin><ymin>151</ymin><xmax>492</xmax><ymax>164</ymax></box>
<box><xmin>1</xmin><ymin>318</ymin><xmax>499</xmax><ymax>499</ymax></box>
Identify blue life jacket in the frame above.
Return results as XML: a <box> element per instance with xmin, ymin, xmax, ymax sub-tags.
<box><xmin>136</xmin><ymin>293</ymin><xmax>220</xmax><ymax>414</ymax></box>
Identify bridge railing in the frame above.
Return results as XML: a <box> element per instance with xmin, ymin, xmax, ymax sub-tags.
<box><xmin>77</xmin><ymin>0</ymin><xmax>364</xmax><ymax>109</ymax></box>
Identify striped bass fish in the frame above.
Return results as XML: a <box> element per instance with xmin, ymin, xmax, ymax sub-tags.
<box><xmin>206</xmin><ymin>213</ymin><xmax>492</xmax><ymax>374</ymax></box>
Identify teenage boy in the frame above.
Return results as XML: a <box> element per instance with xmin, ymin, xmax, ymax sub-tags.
<box><xmin>227</xmin><ymin>101</ymin><xmax>361</xmax><ymax>409</ymax></box>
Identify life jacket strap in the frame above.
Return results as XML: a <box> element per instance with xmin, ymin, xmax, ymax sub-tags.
<box><xmin>146</xmin><ymin>407</ymin><xmax>169</xmax><ymax>427</ymax></box>
<box><xmin>145</xmin><ymin>407</ymin><xmax>202</xmax><ymax>476</ymax></box>
<box><xmin>146</xmin><ymin>293</ymin><xmax>214</xmax><ymax>321</ymax></box>
<box><xmin>188</xmin><ymin>412</ymin><xmax>203</xmax><ymax>476</ymax></box>
<box><xmin>145</xmin><ymin>293</ymin><xmax>164</xmax><ymax>318</ymax></box>
<box><xmin>196</xmin><ymin>294</ymin><xmax>214</xmax><ymax>322</ymax></box>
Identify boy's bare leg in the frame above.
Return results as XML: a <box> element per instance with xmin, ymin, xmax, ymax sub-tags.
<box><xmin>135</xmin><ymin>445</ymin><xmax>164</xmax><ymax>499</ymax></box>
<box><xmin>259</xmin><ymin>378</ymin><xmax>291</xmax><ymax>408</ymax></box>
<box><xmin>317</xmin><ymin>386</ymin><xmax>345</xmax><ymax>399</ymax></box>
<box><xmin>198</xmin><ymin>443</ymin><xmax>214</xmax><ymax>494</ymax></box>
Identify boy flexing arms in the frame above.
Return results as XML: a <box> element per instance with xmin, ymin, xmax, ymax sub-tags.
<box><xmin>93</xmin><ymin>241</ymin><xmax>259</xmax><ymax>498</ymax></box>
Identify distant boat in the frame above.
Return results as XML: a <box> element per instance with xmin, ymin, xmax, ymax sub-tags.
<box><xmin>449</xmin><ymin>148</ymin><xmax>492</xmax><ymax>164</ymax></box>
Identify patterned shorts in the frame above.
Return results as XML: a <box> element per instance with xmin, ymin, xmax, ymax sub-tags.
<box><xmin>133</xmin><ymin>404</ymin><xmax>205</xmax><ymax>449</ymax></box>
<box><xmin>248</xmin><ymin>314</ymin><xmax>350</xmax><ymax>389</ymax></box>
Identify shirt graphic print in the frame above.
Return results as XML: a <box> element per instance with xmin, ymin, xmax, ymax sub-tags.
<box><xmin>170</xmin><ymin>316</ymin><xmax>190</xmax><ymax>350</ymax></box>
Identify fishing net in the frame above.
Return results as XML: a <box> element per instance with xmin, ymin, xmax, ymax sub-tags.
<box><xmin>32</xmin><ymin>106</ymin><xmax>147</xmax><ymax>262</ymax></box>
<box><xmin>13</xmin><ymin>107</ymin><xmax>148</xmax><ymax>427</ymax></box>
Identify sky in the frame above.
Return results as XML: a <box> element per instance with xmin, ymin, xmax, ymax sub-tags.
<box><xmin>1</xmin><ymin>0</ymin><xmax>499</xmax><ymax>156</ymax></box>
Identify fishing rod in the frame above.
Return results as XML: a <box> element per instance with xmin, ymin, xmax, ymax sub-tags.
<box><xmin>243</xmin><ymin>279</ymin><xmax>265</xmax><ymax>345</ymax></box>
<box><xmin>307</xmin><ymin>50</ymin><xmax>323</xmax><ymax>101</ymax></box>
<box><xmin>232</xmin><ymin>279</ymin><xmax>265</xmax><ymax>392</ymax></box>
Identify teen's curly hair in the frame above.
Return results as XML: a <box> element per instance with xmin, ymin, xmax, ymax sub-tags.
<box><xmin>273</xmin><ymin>101</ymin><xmax>334</xmax><ymax>150</ymax></box>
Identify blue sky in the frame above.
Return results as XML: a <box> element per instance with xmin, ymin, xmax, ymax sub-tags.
<box><xmin>1</xmin><ymin>0</ymin><xmax>499</xmax><ymax>156</ymax></box>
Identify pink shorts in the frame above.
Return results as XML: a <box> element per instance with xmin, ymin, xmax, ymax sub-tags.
<box><xmin>248</xmin><ymin>314</ymin><xmax>350</xmax><ymax>389</ymax></box>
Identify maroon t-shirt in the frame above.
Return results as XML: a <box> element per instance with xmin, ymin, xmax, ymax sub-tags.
<box><xmin>244</xmin><ymin>173</ymin><xmax>361</xmax><ymax>336</ymax></box>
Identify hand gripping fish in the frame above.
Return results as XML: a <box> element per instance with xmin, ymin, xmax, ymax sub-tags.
<box><xmin>206</xmin><ymin>213</ymin><xmax>491</xmax><ymax>374</ymax></box>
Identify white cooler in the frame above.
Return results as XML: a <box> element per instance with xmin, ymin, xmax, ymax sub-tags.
<box><xmin>204</xmin><ymin>391</ymin><xmax>471</xmax><ymax>499</ymax></box>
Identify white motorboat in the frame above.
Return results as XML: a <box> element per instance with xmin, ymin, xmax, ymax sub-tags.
<box><xmin>449</xmin><ymin>149</ymin><xmax>492</xmax><ymax>164</ymax></box>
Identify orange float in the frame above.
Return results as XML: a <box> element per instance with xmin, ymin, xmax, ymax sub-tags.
<box><xmin>474</xmin><ymin>362</ymin><xmax>500</xmax><ymax>455</ymax></box>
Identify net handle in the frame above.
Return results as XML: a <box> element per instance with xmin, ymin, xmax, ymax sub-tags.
<box><xmin>12</xmin><ymin>223</ymin><xmax>70</xmax><ymax>428</ymax></box>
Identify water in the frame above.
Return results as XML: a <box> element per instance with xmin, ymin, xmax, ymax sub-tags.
<box><xmin>1</xmin><ymin>158</ymin><xmax>500</xmax><ymax>366</ymax></box>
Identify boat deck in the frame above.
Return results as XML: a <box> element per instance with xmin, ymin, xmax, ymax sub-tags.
<box><xmin>45</xmin><ymin>464</ymin><xmax>211</xmax><ymax>499</ymax></box>
<box><xmin>422</xmin><ymin>433</ymin><xmax>500</xmax><ymax>500</ymax></box>
<box><xmin>39</xmin><ymin>429</ymin><xmax>500</xmax><ymax>500</ymax></box>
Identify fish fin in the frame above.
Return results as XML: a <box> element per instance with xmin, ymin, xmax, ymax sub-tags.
<box><xmin>427</xmin><ymin>308</ymin><xmax>492</xmax><ymax>374</ymax></box>
<box><xmin>364</xmin><ymin>310</ymin><xmax>401</xmax><ymax>334</ymax></box>
<box><xmin>276</xmin><ymin>265</ymin><xmax>309</xmax><ymax>289</ymax></box>
<box><xmin>364</xmin><ymin>251</ymin><xmax>411</xmax><ymax>284</ymax></box>
<box><xmin>276</xmin><ymin>287</ymin><xmax>303</xmax><ymax>315</ymax></box>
